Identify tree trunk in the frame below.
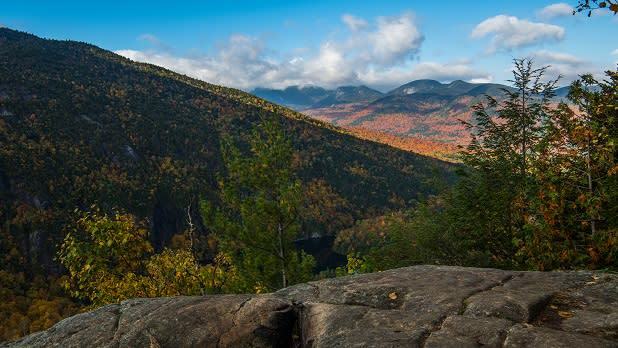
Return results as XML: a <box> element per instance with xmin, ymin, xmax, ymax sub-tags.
<box><xmin>586</xmin><ymin>137</ymin><xmax>597</xmax><ymax>237</ymax></box>
<box><xmin>277</xmin><ymin>223</ymin><xmax>287</xmax><ymax>288</ymax></box>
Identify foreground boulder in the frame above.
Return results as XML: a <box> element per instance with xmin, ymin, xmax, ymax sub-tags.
<box><xmin>2</xmin><ymin>265</ymin><xmax>617</xmax><ymax>347</ymax></box>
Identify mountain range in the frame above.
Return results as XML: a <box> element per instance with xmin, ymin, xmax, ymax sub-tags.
<box><xmin>0</xmin><ymin>27</ymin><xmax>455</xmax><ymax>281</ymax></box>
<box><xmin>0</xmin><ymin>27</ymin><xmax>461</xmax><ymax>340</ymax></box>
<box><xmin>251</xmin><ymin>85</ymin><xmax>384</xmax><ymax>110</ymax></box>
<box><xmin>253</xmin><ymin>80</ymin><xmax>571</xmax><ymax>160</ymax></box>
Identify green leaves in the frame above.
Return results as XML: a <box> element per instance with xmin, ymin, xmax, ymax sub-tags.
<box><xmin>205</xmin><ymin>115</ymin><xmax>315</xmax><ymax>292</ymax></box>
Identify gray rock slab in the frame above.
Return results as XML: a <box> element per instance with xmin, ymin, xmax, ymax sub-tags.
<box><xmin>550</xmin><ymin>274</ymin><xmax>618</xmax><ymax>340</ymax></box>
<box><xmin>1</xmin><ymin>304</ymin><xmax>120</xmax><ymax>348</ymax></box>
<box><xmin>424</xmin><ymin>315</ymin><xmax>513</xmax><ymax>348</ymax></box>
<box><xmin>2</xmin><ymin>294</ymin><xmax>295</xmax><ymax>348</ymax></box>
<box><xmin>503</xmin><ymin>324</ymin><xmax>618</xmax><ymax>348</ymax></box>
<box><xmin>3</xmin><ymin>266</ymin><xmax>617</xmax><ymax>348</ymax></box>
<box><xmin>464</xmin><ymin>271</ymin><xmax>594</xmax><ymax>323</ymax></box>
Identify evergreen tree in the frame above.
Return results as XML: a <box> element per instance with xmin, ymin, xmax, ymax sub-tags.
<box><xmin>464</xmin><ymin>58</ymin><xmax>559</xmax><ymax>219</ymax></box>
<box><xmin>353</xmin><ymin>59</ymin><xmax>561</xmax><ymax>270</ymax></box>
<box><xmin>524</xmin><ymin>71</ymin><xmax>618</xmax><ymax>269</ymax></box>
<box><xmin>204</xmin><ymin>115</ymin><xmax>315</xmax><ymax>292</ymax></box>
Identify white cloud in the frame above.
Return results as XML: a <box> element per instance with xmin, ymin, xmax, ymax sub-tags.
<box><xmin>342</xmin><ymin>14</ymin><xmax>367</xmax><ymax>32</ymax></box>
<box><xmin>117</xmin><ymin>12</ymin><xmax>429</xmax><ymax>90</ymax></box>
<box><xmin>471</xmin><ymin>15</ymin><xmax>565</xmax><ymax>53</ymax></box>
<box><xmin>367</xmin><ymin>12</ymin><xmax>424</xmax><ymax>65</ymax></box>
<box><xmin>117</xmin><ymin>41</ymin><xmax>492</xmax><ymax>91</ymax></box>
<box><xmin>116</xmin><ymin>13</ymin><xmax>494</xmax><ymax>91</ymax></box>
<box><xmin>303</xmin><ymin>42</ymin><xmax>357</xmax><ymax>85</ymax></box>
<box><xmin>533</xmin><ymin>50</ymin><xmax>585</xmax><ymax>65</ymax></box>
<box><xmin>612</xmin><ymin>49</ymin><xmax>618</xmax><ymax>55</ymax></box>
<box><xmin>530</xmin><ymin>50</ymin><xmax>599</xmax><ymax>82</ymax></box>
<box><xmin>536</xmin><ymin>3</ymin><xmax>574</xmax><ymax>19</ymax></box>
<box><xmin>117</xmin><ymin>35</ymin><xmax>316</xmax><ymax>90</ymax></box>
<box><xmin>470</xmin><ymin>77</ymin><xmax>493</xmax><ymax>83</ymax></box>
<box><xmin>409</xmin><ymin>61</ymin><xmax>492</xmax><ymax>83</ymax></box>
<box><xmin>357</xmin><ymin>60</ymin><xmax>492</xmax><ymax>91</ymax></box>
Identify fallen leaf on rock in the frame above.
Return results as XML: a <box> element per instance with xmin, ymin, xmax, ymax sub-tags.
<box><xmin>558</xmin><ymin>311</ymin><xmax>573</xmax><ymax>318</ymax></box>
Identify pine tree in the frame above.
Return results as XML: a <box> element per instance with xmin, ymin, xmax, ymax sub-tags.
<box><xmin>204</xmin><ymin>115</ymin><xmax>315</xmax><ymax>292</ymax></box>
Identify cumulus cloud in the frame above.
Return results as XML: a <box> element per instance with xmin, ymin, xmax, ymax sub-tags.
<box><xmin>118</xmin><ymin>35</ymin><xmax>313</xmax><ymax>90</ymax></box>
<box><xmin>367</xmin><ymin>12</ymin><xmax>424</xmax><ymax>65</ymax></box>
<box><xmin>533</xmin><ymin>50</ymin><xmax>584</xmax><ymax>65</ymax></box>
<box><xmin>303</xmin><ymin>42</ymin><xmax>357</xmax><ymax>85</ymax></box>
<box><xmin>410</xmin><ymin>61</ymin><xmax>492</xmax><ymax>82</ymax></box>
<box><xmin>116</xmin><ymin>13</ymin><xmax>494</xmax><ymax>91</ymax></box>
<box><xmin>117</xmin><ymin>12</ymin><xmax>429</xmax><ymax>90</ymax></box>
<box><xmin>530</xmin><ymin>50</ymin><xmax>598</xmax><ymax>82</ymax></box>
<box><xmin>471</xmin><ymin>15</ymin><xmax>565</xmax><ymax>53</ymax></box>
<box><xmin>536</xmin><ymin>3</ymin><xmax>574</xmax><ymax>19</ymax></box>
<box><xmin>342</xmin><ymin>14</ymin><xmax>367</xmax><ymax>32</ymax></box>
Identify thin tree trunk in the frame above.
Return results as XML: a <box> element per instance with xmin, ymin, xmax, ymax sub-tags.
<box><xmin>521</xmin><ymin>83</ymin><xmax>529</xmax><ymax>196</ymax></box>
<box><xmin>586</xmin><ymin>137</ymin><xmax>597</xmax><ymax>237</ymax></box>
<box><xmin>277</xmin><ymin>223</ymin><xmax>287</xmax><ymax>288</ymax></box>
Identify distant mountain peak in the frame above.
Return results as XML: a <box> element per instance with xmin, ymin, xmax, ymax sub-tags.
<box><xmin>251</xmin><ymin>85</ymin><xmax>383</xmax><ymax>110</ymax></box>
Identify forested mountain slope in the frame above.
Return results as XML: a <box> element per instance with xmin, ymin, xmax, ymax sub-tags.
<box><xmin>0</xmin><ymin>28</ymin><xmax>455</xmax><ymax>335</ymax></box>
<box><xmin>0</xmin><ymin>27</ymin><xmax>456</xmax><ymax>340</ymax></box>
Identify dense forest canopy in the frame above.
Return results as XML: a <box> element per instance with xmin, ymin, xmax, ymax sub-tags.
<box><xmin>1</xmin><ymin>1</ymin><xmax>616</xmax><ymax>341</ymax></box>
<box><xmin>0</xmin><ymin>28</ymin><xmax>454</xmax><ymax>341</ymax></box>
<box><xmin>341</xmin><ymin>61</ymin><xmax>618</xmax><ymax>274</ymax></box>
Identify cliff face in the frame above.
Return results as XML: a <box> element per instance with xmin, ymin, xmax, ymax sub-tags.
<box><xmin>3</xmin><ymin>265</ymin><xmax>617</xmax><ymax>347</ymax></box>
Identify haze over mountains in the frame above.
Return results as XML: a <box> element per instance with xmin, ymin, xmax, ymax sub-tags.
<box><xmin>253</xmin><ymin>80</ymin><xmax>571</xmax><ymax>160</ymax></box>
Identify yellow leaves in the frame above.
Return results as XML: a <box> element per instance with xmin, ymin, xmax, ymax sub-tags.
<box><xmin>253</xmin><ymin>283</ymin><xmax>267</xmax><ymax>294</ymax></box>
<box><xmin>388</xmin><ymin>292</ymin><xmax>398</xmax><ymax>300</ymax></box>
<box><xmin>346</xmin><ymin>164</ymin><xmax>370</xmax><ymax>178</ymax></box>
<box><xmin>558</xmin><ymin>311</ymin><xmax>573</xmax><ymax>318</ymax></box>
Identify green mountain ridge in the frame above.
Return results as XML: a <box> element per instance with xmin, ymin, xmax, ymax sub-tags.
<box><xmin>0</xmin><ymin>27</ymin><xmax>455</xmax><ymax>274</ymax></box>
<box><xmin>0</xmin><ymin>27</ymin><xmax>457</xmax><ymax>340</ymax></box>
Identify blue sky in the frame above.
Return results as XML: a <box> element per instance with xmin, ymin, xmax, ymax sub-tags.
<box><xmin>2</xmin><ymin>1</ymin><xmax>617</xmax><ymax>91</ymax></box>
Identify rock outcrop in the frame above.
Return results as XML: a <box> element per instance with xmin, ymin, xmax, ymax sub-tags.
<box><xmin>3</xmin><ymin>265</ymin><xmax>617</xmax><ymax>347</ymax></box>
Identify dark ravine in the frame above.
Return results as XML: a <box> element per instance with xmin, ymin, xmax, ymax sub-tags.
<box><xmin>2</xmin><ymin>265</ymin><xmax>617</xmax><ymax>348</ymax></box>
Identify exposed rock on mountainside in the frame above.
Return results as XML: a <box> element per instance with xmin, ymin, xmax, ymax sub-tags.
<box><xmin>4</xmin><ymin>265</ymin><xmax>617</xmax><ymax>347</ymax></box>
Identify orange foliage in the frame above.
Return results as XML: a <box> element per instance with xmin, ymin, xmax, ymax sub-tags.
<box><xmin>347</xmin><ymin>126</ymin><xmax>460</xmax><ymax>162</ymax></box>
